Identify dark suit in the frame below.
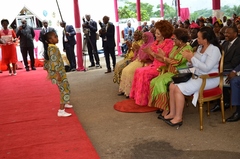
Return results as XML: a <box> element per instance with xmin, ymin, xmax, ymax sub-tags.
<box><xmin>222</xmin><ymin>37</ymin><xmax>240</xmax><ymax>70</ymax></box>
<box><xmin>222</xmin><ymin>37</ymin><xmax>240</xmax><ymax>104</ymax></box>
<box><xmin>83</xmin><ymin>19</ymin><xmax>100</xmax><ymax>66</ymax></box>
<box><xmin>100</xmin><ymin>22</ymin><xmax>116</xmax><ymax>70</ymax></box>
<box><xmin>230</xmin><ymin>64</ymin><xmax>240</xmax><ymax>106</ymax></box>
<box><xmin>39</xmin><ymin>27</ymin><xmax>56</xmax><ymax>60</ymax></box>
<box><xmin>16</xmin><ymin>25</ymin><xmax>35</xmax><ymax>69</ymax></box>
<box><xmin>62</xmin><ymin>25</ymin><xmax>77</xmax><ymax>70</ymax></box>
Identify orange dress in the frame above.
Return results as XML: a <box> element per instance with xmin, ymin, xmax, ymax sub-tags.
<box><xmin>0</xmin><ymin>29</ymin><xmax>17</xmax><ymax>65</ymax></box>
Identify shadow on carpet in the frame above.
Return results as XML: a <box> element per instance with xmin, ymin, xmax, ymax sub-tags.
<box><xmin>114</xmin><ymin>99</ymin><xmax>159</xmax><ymax>113</ymax></box>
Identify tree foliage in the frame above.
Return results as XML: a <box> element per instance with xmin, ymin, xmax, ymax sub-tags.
<box><xmin>118</xmin><ymin>1</ymin><xmax>240</xmax><ymax>21</ymax></box>
<box><xmin>118</xmin><ymin>1</ymin><xmax>154</xmax><ymax>21</ymax></box>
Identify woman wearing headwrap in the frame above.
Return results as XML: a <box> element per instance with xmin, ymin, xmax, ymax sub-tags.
<box><xmin>113</xmin><ymin>30</ymin><xmax>143</xmax><ymax>84</ymax></box>
<box><xmin>118</xmin><ymin>31</ymin><xmax>154</xmax><ymax>97</ymax></box>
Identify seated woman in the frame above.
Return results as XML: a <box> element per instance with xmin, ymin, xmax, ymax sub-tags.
<box><xmin>164</xmin><ymin>26</ymin><xmax>221</xmax><ymax>127</ymax></box>
<box><xmin>113</xmin><ymin>30</ymin><xmax>143</xmax><ymax>84</ymax></box>
<box><xmin>118</xmin><ymin>31</ymin><xmax>155</xmax><ymax>97</ymax></box>
<box><xmin>148</xmin><ymin>28</ymin><xmax>193</xmax><ymax>117</ymax></box>
<box><xmin>130</xmin><ymin>20</ymin><xmax>174</xmax><ymax>106</ymax></box>
<box><xmin>213</xmin><ymin>19</ymin><xmax>223</xmax><ymax>43</ymax></box>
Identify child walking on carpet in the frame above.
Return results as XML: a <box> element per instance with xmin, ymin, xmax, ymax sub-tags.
<box><xmin>44</xmin><ymin>31</ymin><xmax>73</xmax><ymax>117</ymax></box>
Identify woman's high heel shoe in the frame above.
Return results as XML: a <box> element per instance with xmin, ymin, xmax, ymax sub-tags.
<box><xmin>158</xmin><ymin>114</ymin><xmax>173</xmax><ymax>121</ymax></box>
<box><xmin>156</xmin><ymin>109</ymin><xmax>163</xmax><ymax>114</ymax></box>
<box><xmin>165</xmin><ymin>120</ymin><xmax>183</xmax><ymax>129</ymax></box>
<box><xmin>118</xmin><ymin>92</ymin><xmax>124</xmax><ymax>96</ymax></box>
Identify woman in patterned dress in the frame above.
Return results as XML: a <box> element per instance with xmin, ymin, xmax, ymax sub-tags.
<box><xmin>118</xmin><ymin>31</ymin><xmax>154</xmax><ymax>97</ymax></box>
<box><xmin>148</xmin><ymin>28</ymin><xmax>193</xmax><ymax>117</ymax></box>
<box><xmin>113</xmin><ymin>30</ymin><xmax>143</xmax><ymax>84</ymax></box>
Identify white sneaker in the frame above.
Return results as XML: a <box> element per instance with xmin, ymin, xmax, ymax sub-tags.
<box><xmin>65</xmin><ymin>103</ymin><xmax>73</xmax><ymax>108</ymax></box>
<box><xmin>57</xmin><ymin>109</ymin><xmax>72</xmax><ymax>117</ymax></box>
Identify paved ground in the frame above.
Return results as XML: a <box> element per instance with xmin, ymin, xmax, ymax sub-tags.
<box><xmin>67</xmin><ymin>54</ymin><xmax>240</xmax><ymax>159</ymax></box>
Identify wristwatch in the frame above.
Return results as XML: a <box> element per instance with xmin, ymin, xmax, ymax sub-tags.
<box><xmin>237</xmin><ymin>71</ymin><xmax>240</xmax><ymax>76</ymax></box>
<box><xmin>233</xmin><ymin>70</ymin><xmax>240</xmax><ymax>76</ymax></box>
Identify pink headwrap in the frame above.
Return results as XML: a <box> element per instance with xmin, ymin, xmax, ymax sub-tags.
<box><xmin>134</xmin><ymin>32</ymin><xmax>154</xmax><ymax>61</ymax></box>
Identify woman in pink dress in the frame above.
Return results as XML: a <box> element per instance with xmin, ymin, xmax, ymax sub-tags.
<box><xmin>130</xmin><ymin>20</ymin><xmax>174</xmax><ymax>106</ymax></box>
<box><xmin>0</xmin><ymin>19</ymin><xmax>17</xmax><ymax>75</ymax></box>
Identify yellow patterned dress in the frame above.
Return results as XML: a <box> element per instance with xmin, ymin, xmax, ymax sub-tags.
<box><xmin>44</xmin><ymin>44</ymin><xmax>70</xmax><ymax>104</ymax></box>
<box><xmin>113</xmin><ymin>39</ymin><xmax>143</xmax><ymax>84</ymax></box>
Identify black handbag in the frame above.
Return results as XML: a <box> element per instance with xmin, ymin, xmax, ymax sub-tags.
<box><xmin>172</xmin><ymin>73</ymin><xmax>192</xmax><ymax>84</ymax></box>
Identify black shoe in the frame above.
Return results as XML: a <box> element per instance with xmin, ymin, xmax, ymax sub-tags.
<box><xmin>118</xmin><ymin>92</ymin><xmax>124</xmax><ymax>96</ymax></box>
<box><xmin>226</xmin><ymin>112</ymin><xmax>240</xmax><ymax>122</ymax></box>
<box><xmin>156</xmin><ymin>109</ymin><xmax>163</xmax><ymax>114</ymax></box>
<box><xmin>32</xmin><ymin>67</ymin><xmax>36</xmax><ymax>70</ymax></box>
<box><xmin>26</xmin><ymin>68</ymin><xmax>30</xmax><ymax>71</ymax></box>
<box><xmin>158</xmin><ymin>114</ymin><xmax>172</xmax><ymax>121</ymax></box>
<box><xmin>88</xmin><ymin>65</ymin><xmax>95</xmax><ymax>68</ymax></box>
<box><xmin>165</xmin><ymin>120</ymin><xmax>183</xmax><ymax>128</ymax></box>
<box><xmin>96</xmin><ymin>64</ymin><xmax>102</xmax><ymax>68</ymax></box>
<box><xmin>158</xmin><ymin>114</ymin><xmax>164</xmax><ymax>120</ymax></box>
<box><xmin>125</xmin><ymin>96</ymin><xmax>129</xmax><ymax>99</ymax></box>
<box><xmin>71</xmin><ymin>68</ymin><xmax>76</xmax><ymax>71</ymax></box>
<box><xmin>105</xmin><ymin>69</ymin><xmax>111</xmax><ymax>74</ymax></box>
<box><xmin>210</xmin><ymin>103</ymin><xmax>230</xmax><ymax>112</ymax></box>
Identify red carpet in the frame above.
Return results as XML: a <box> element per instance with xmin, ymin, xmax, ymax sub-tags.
<box><xmin>114</xmin><ymin>99</ymin><xmax>159</xmax><ymax>113</ymax></box>
<box><xmin>0</xmin><ymin>68</ymin><xmax>99</xmax><ymax>159</ymax></box>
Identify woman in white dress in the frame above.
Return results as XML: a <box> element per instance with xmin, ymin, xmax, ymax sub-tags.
<box><xmin>164</xmin><ymin>26</ymin><xmax>222</xmax><ymax>127</ymax></box>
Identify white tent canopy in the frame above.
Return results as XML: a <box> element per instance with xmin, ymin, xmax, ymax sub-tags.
<box><xmin>0</xmin><ymin>0</ymin><xmax>116</xmax><ymax>29</ymax></box>
<box><xmin>0</xmin><ymin>0</ymin><xmax>116</xmax><ymax>61</ymax></box>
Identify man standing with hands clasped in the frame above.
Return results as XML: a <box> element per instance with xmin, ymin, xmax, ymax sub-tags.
<box><xmin>16</xmin><ymin>18</ymin><xmax>36</xmax><ymax>71</ymax></box>
<box><xmin>60</xmin><ymin>21</ymin><xmax>77</xmax><ymax>72</ymax></box>
<box><xmin>99</xmin><ymin>16</ymin><xmax>116</xmax><ymax>74</ymax></box>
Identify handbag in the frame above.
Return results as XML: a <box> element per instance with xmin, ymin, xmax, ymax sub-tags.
<box><xmin>172</xmin><ymin>73</ymin><xmax>192</xmax><ymax>84</ymax></box>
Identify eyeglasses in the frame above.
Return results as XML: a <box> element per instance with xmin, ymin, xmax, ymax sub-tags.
<box><xmin>171</xmin><ymin>38</ymin><xmax>177</xmax><ymax>40</ymax></box>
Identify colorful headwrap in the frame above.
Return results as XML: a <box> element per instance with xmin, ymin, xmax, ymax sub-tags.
<box><xmin>216</xmin><ymin>19</ymin><xmax>223</xmax><ymax>25</ymax></box>
<box><xmin>190</xmin><ymin>22</ymin><xmax>200</xmax><ymax>29</ymax></box>
<box><xmin>134</xmin><ymin>29</ymin><xmax>143</xmax><ymax>39</ymax></box>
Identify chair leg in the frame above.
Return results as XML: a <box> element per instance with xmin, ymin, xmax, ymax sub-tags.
<box><xmin>220</xmin><ymin>97</ymin><xmax>226</xmax><ymax>123</ymax></box>
<box><xmin>199</xmin><ymin>102</ymin><xmax>203</xmax><ymax>131</ymax></box>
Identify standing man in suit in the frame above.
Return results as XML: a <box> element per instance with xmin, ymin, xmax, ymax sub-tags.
<box><xmin>99</xmin><ymin>16</ymin><xmax>116</xmax><ymax>74</ymax></box>
<box><xmin>39</xmin><ymin>20</ymin><xmax>56</xmax><ymax>60</ymax></box>
<box><xmin>82</xmin><ymin>14</ymin><xmax>100</xmax><ymax>68</ymax></box>
<box><xmin>60</xmin><ymin>21</ymin><xmax>77</xmax><ymax>71</ymax></box>
<box><xmin>16</xmin><ymin>18</ymin><xmax>35</xmax><ymax>71</ymax></box>
<box><xmin>211</xmin><ymin>25</ymin><xmax>240</xmax><ymax>112</ymax></box>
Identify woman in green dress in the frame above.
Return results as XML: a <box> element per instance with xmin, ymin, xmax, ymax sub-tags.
<box><xmin>148</xmin><ymin>28</ymin><xmax>193</xmax><ymax>117</ymax></box>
